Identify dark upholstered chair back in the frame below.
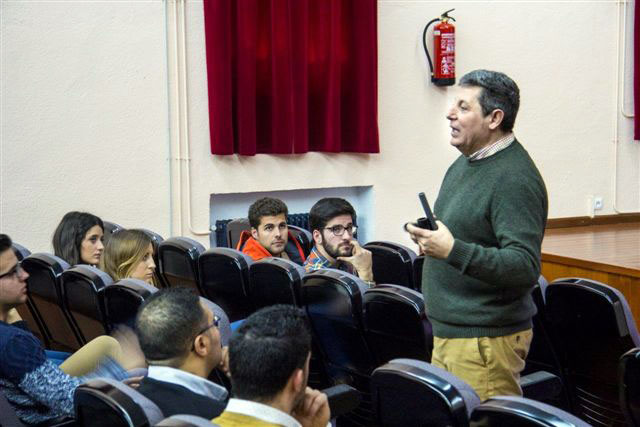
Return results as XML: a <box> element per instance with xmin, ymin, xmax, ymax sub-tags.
<box><xmin>620</xmin><ymin>347</ymin><xmax>640</xmax><ymax>427</ymax></box>
<box><xmin>413</xmin><ymin>255</ymin><xmax>425</xmax><ymax>292</ymax></box>
<box><xmin>470</xmin><ymin>396</ymin><xmax>591</xmax><ymax>427</ymax></box>
<box><xmin>197</xmin><ymin>247</ymin><xmax>253</xmax><ymax>322</ymax></box>
<box><xmin>158</xmin><ymin>237</ymin><xmax>205</xmax><ymax>294</ymax></box>
<box><xmin>102</xmin><ymin>221</ymin><xmax>125</xmax><ymax>246</ymax></box>
<box><xmin>363</xmin><ymin>284</ymin><xmax>433</xmax><ymax>364</ymax></box>
<box><xmin>545</xmin><ymin>277</ymin><xmax>640</xmax><ymax>426</ymax></box>
<box><xmin>372</xmin><ymin>358</ymin><xmax>480</xmax><ymax>427</ymax></box>
<box><xmin>225</xmin><ymin>218</ymin><xmax>250</xmax><ymax>250</ymax></box>
<box><xmin>364</xmin><ymin>241</ymin><xmax>417</xmax><ymax>290</ymax></box>
<box><xmin>288</xmin><ymin>225</ymin><xmax>313</xmax><ymax>258</ymax></box>
<box><xmin>21</xmin><ymin>253</ymin><xmax>82</xmax><ymax>351</ymax></box>
<box><xmin>61</xmin><ymin>265</ymin><xmax>112</xmax><ymax>344</ymax></box>
<box><xmin>74</xmin><ymin>378</ymin><xmax>164</xmax><ymax>427</ymax></box>
<box><xmin>302</xmin><ymin>269</ymin><xmax>376</xmax><ymax>425</ymax></box>
<box><xmin>248</xmin><ymin>257</ymin><xmax>305</xmax><ymax>310</ymax></box>
<box><xmin>102</xmin><ymin>279</ymin><xmax>157</xmax><ymax>332</ymax></box>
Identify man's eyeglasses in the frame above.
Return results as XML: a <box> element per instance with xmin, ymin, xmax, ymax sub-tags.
<box><xmin>0</xmin><ymin>262</ymin><xmax>24</xmax><ymax>280</ymax></box>
<box><xmin>192</xmin><ymin>315</ymin><xmax>220</xmax><ymax>350</ymax></box>
<box><xmin>324</xmin><ymin>224</ymin><xmax>357</xmax><ymax>237</ymax></box>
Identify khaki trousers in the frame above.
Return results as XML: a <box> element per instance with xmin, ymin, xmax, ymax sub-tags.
<box><xmin>431</xmin><ymin>329</ymin><xmax>533</xmax><ymax>401</ymax></box>
<box><xmin>59</xmin><ymin>336</ymin><xmax>124</xmax><ymax>376</ymax></box>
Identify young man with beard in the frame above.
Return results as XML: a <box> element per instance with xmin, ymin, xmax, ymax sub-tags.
<box><xmin>303</xmin><ymin>198</ymin><xmax>374</xmax><ymax>285</ymax></box>
<box><xmin>213</xmin><ymin>305</ymin><xmax>330</xmax><ymax>427</ymax></box>
<box><xmin>237</xmin><ymin>197</ymin><xmax>306</xmax><ymax>265</ymax></box>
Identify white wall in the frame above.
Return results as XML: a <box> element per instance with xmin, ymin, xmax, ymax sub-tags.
<box><xmin>1</xmin><ymin>1</ymin><xmax>638</xmax><ymax>252</ymax></box>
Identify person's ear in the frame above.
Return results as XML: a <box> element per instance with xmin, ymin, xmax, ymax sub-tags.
<box><xmin>251</xmin><ymin>227</ymin><xmax>259</xmax><ymax>240</ymax></box>
<box><xmin>193</xmin><ymin>334</ymin><xmax>209</xmax><ymax>358</ymax></box>
<box><xmin>488</xmin><ymin>109</ymin><xmax>504</xmax><ymax>130</ymax></box>
<box><xmin>312</xmin><ymin>229</ymin><xmax>323</xmax><ymax>245</ymax></box>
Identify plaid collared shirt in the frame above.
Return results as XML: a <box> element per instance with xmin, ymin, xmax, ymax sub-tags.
<box><xmin>303</xmin><ymin>246</ymin><xmax>356</xmax><ymax>275</ymax></box>
<box><xmin>468</xmin><ymin>133</ymin><xmax>515</xmax><ymax>161</ymax></box>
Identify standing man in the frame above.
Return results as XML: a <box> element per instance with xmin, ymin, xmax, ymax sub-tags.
<box><xmin>406</xmin><ymin>70</ymin><xmax>548</xmax><ymax>400</ymax></box>
<box><xmin>237</xmin><ymin>197</ymin><xmax>306</xmax><ymax>265</ymax></box>
<box><xmin>303</xmin><ymin>198</ymin><xmax>374</xmax><ymax>286</ymax></box>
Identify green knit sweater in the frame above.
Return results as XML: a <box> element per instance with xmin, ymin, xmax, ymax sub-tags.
<box><xmin>423</xmin><ymin>140</ymin><xmax>548</xmax><ymax>338</ymax></box>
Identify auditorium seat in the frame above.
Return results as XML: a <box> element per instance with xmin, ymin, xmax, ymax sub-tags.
<box><xmin>545</xmin><ymin>277</ymin><xmax>640</xmax><ymax>426</ymax></box>
<box><xmin>156</xmin><ymin>415</ymin><xmax>219</xmax><ymax>427</ymax></box>
<box><xmin>301</xmin><ymin>269</ymin><xmax>376</xmax><ymax>425</ymax></box>
<box><xmin>199</xmin><ymin>296</ymin><xmax>232</xmax><ymax>392</ymax></box>
<box><xmin>103</xmin><ymin>221</ymin><xmax>125</xmax><ymax>245</ymax></box>
<box><xmin>364</xmin><ymin>241</ymin><xmax>417</xmax><ymax>290</ymax></box>
<box><xmin>199</xmin><ymin>296</ymin><xmax>231</xmax><ymax>347</ymax></box>
<box><xmin>157</xmin><ymin>237</ymin><xmax>205</xmax><ymax>294</ymax></box>
<box><xmin>225</xmin><ymin>218</ymin><xmax>250</xmax><ymax>249</ymax></box>
<box><xmin>413</xmin><ymin>255</ymin><xmax>425</xmax><ymax>292</ymax></box>
<box><xmin>102</xmin><ymin>279</ymin><xmax>158</xmax><ymax>332</ymax></box>
<box><xmin>371</xmin><ymin>358</ymin><xmax>480</xmax><ymax>426</ymax></box>
<box><xmin>11</xmin><ymin>242</ymin><xmax>31</xmax><ymax>260</ymax></box>
<box><xmin>138</xmin><ymin>228</ymin><xmax>167</xmax><ymax>288</ymax></box>
<box><xmin>620</xmin><ymin>348</ymin><xmax>640</xmax><ymax>426</ymax></box>
<box><xmin>197</xmin><ymin>247</ymin><xmax>253</xmax><ymax>322</ymax></box>
<box><xmin>523</xmin><ymin>276</ymin><xmax>569</xmax><ymax>409</ymax></box>
<box><xmin>61</xmin><ymin>265</ymin><xmax>113</xmax><ymax>344</ymax></box>
<box><xmin>288</xmin><ymin>224</ymin><xmax>313</xmax><ymax>258</ymax></box>
<box><xmin>248</xmin><ymin>257</ymin><xmax>305</xmax><ymax>310</ymax></box>
<box><xmin>74</xmin><ymin>378</ymin><xmax>164</xmax><ymax>427</ymax></box>
<box><xmin>11</xmin><ymin>243</ymin><xmax>50</xmax><ymax>348</ymax></box>
<box><xmin>363</xmin><ymin>284</ymin><xmax>433</xmax><ymax>364</ymax></box>
<box><xmin>21</xmin><ymin>253</ymin><xmax>82</xmax><ymax>351</ymax></box>
<box><xmin>469</xmin><ymin>396</ymin><xmax>591</xmax><ymax>427</ymax></box>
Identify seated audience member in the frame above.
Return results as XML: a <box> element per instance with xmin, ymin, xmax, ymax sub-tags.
<box><xmin>0</xmin><ymin>234</ymin><xmax>143</xmax><ymax>425</ymax></box>
<box><xmin>101</xmin><ymin>229</ymin><xmax>157</xmax><ymax>286</ymax></box>
<box><xmin>303</xmin><ymin>198</ymin><xmax>374</xmax><ymax>285</ymax></box>
<box><xmin>237</xmin><ymin>197</ymin><xmax>306</xmax><ymax>265</ymax></box>
<box><xmin>135</xmin><ymin>288</ymin><xmax>227</xmax><ymax>419</ymax></box>
<box><xmin>52</xmin><ymin>211</ymin><xmax>105</xmax><ymax>266</ymax></box>
<box><xmin>213</xmin><ymin>305</ymin><xmax>330</xmax><ymax>427</ymax></box>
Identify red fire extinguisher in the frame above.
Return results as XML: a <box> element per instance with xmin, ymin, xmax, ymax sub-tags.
<box><xmin>423</xmin><ymin>9</ymin><xmax>456</xmax><ymax>86</ymax></box>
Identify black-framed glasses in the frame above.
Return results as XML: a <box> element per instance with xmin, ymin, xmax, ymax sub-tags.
<box><xmin>324</xmin><ymin>224</ymin><xmax>357</xmax><ymax>237</ymax></box>
<box><xmin>0</xmin><ymin>261</ymin><xmax>23</xmax><ymax>280</ymax></box>
<box><xmin>192</xmin><ymin>315</ymin><xmax>220</xmax><ymax>350</ymax></box>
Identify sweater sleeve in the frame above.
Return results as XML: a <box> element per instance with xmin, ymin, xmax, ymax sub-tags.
<box><xmin>445</xmin><ymin>170</ymin><xmax>547</xmax><ymax>288</ymax></box>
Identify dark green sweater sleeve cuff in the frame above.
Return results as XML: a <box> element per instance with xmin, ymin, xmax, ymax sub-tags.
<box><xmin>446</xmin><ymin>238</ymin><xmax>474</xmax><ymax>273</ymax></box>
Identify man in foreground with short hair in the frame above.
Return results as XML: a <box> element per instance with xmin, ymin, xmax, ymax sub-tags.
<box><xmin>213</xmin><ymin>305</ymin><xmax>330</xmax><ymax>427</ymax></box>
<box><xmin>303</xmin><ymin>198</ymin><xmax>374</xmax><ymax>285</ymax></box>
<box><xmin>0</xmin><ymin>233</ymin><xmax>142</xmax><ymax>424</ymax></box>
<box><xmin>406</xmin><ymin>69</ymin><xmax>548</xmax><ymax>400</ymax></box>
<box><xmin>135</xmin><ymin>287</ymin><xmax>227</xmax><ymax>418</ymax></box>
<box><xmin>237</xmin><ymin>197</ymin><xmax>306</xmax><ymax>264</ymax></box>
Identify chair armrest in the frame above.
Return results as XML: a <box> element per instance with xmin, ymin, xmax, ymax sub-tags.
<box><xmin>520</xmin><ymin>370</ymin><xmax>563</xmax><ymax>401</ymax></box>
<box><xmin>323</xmin><ymin>384</ymin><xmax>361</xmax><ymax>419</ymax></box>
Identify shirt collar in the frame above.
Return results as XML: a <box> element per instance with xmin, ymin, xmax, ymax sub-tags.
<box><xmin>224</xmin><ymin>398</ymin><xmax>301</xmax><ymax>427</ymax></box>
<box><xmin>147</xmin><ymin>365</ymin><xmax>228</xmax><ymax>401</ymax></box>
<box><xmin>468</xmin><ymin>133</ymin><xmax>515</xmax><ymax>161</ymax></box>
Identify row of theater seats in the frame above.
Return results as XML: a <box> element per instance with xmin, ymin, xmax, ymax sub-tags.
<box><xmin>13</xmin><ymin>230</ymin><xmax>640</xmax><ymax>426</ymax></box>
<box><xmin>523</xmin><ymin>277</ymin><xmax>640</xmax><ymax>426</ymax></box>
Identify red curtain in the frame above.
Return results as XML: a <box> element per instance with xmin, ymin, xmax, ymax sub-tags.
<box><xmin>203</xmin><ymin>0</ymin><xmax>379</xmax><ymax>155</ymax></box>
<box><xmin>635</xmin><ymin>0</ymin><xmax>639</xmax><ymax>140</ymax></box>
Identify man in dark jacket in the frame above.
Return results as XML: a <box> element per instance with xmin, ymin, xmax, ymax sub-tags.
<box><xmin>135</xmin><ymin>288</ymin><xmax>227</xmax><ymax>419</ymax></box>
